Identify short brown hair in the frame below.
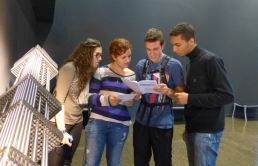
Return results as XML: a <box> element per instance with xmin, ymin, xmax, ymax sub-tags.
<box><xmin>144</xmin><ymin>28</ymin><xmax>164</xmax><ymax>46</ymax></box>
<box><xmin>109</xmin><ymin>38</ymin><xmax>132</xmax><ymax>62</ymax></box>
<box><xmin>169</xmin><ymin>22</ymin><xmax>195</xmax><ymax>41</ymax></box>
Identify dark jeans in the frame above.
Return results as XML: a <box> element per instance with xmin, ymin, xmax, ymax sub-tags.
<box><xmin>133</xmin><ymin>121</ymin><xmax>173</xmax><ymax>166</ymax></box>
<box><xmin>48</xmin><ymin>121</ymin><xmax>83</xmax><ymax>166</ymax></box>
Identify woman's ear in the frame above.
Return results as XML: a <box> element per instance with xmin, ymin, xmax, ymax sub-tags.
<box><xmin>111</xmin><ymin>54</ymin><xmax>116</xmax><ymax>61</ymax></box>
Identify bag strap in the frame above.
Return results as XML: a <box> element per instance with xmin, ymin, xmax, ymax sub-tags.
<box><xmin>69</xmin><ymin>72</ymin><xmax>78</xmax><ymax>104</ymax></box>
<box><xmin>52</xmin><ymin>71</ymin><xmax>75</xmax><ymax>103</ymax></box>
<box><xmin>141</xmin><ymin>55</ymin><xmax>173</xmax><ymax>107</ymax></box>
<box><xmin>159</xmin><ymin>55</ymin><xmax>171</xmax><ymax>84</ymax></box>
<box><xmin>142</xmin><ymin>55</ymin><xmax>172</xmax><ymax>84</ymax></box>
<box><xmin>142</xmin><ymin>57</ymin><xmax>150</xmax><ymax>80</ymax></box>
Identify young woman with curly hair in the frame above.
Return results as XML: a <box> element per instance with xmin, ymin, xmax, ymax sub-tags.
<box><xmin>48</xmin><ymin>38</ymin><xmax>102</xmax><ymax>166</ymax></box>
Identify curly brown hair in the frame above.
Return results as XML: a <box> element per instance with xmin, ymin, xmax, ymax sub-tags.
<box><xmin>109</xmin><ymin>38</ymin><xmax>132</xmax><ymax>62</ymax></box>
<box><xmin>63</xmin><ymin>38</ymin><xmax>101</xmax><ymax>93</ymax></box>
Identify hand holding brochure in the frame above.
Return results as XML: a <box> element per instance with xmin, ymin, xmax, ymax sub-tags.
<box><xmin>121</xmin><ymin>78</ymin><xmax>160</xmax><ymax>94</ymax></box>
<box><xmin>117</xmin><ymin>94</ymin><xmax>136</xmax><ymax>103</ymax></box>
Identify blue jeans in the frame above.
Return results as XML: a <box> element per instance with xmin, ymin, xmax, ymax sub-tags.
<box><xmin>185</xmin><ymin>131</ymin><xmax>224</xmax><ymax>166</ymax></box>
<box><xmin>82</xmin><ymin>118</ymin><xmax>129</xmax><ymax>166</ymax></box>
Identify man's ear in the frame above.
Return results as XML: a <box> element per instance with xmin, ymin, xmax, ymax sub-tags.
<box><xmin>161</xmin><ymin>42</ymin><xmax>166</xmax><ymax>50</ymax></box>
<box><xmin>189</xmin><ymin>38</ymin><xmax>195</xmax><ymax>45</ymax></box>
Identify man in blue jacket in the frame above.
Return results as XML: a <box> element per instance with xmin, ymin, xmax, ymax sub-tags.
<box><xmin>133</xmin><ymin>28</ymin><xmax>185</xmax><ymax>166</ymax></box>
<box><xmin>169</xmin><ymin>22</ymin><xmax>234</xmax><ymax>166</ymax></box>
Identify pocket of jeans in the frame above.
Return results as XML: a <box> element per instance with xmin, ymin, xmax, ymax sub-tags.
<box><xmin>87</xmin><ymin>118</ymin><xmax>95</xmax><ymax>124</ymax></box>
<box><xmin>216</xmin><ymin>132</ymin><xmax>224</xmax><ymax>142</ymax></box>
<box><xmin>116</xmin><ymin>123</ymin><xmax>129</xmax><ymax>130</ymax></box>
<box><xmin>85</xmin><ymin>118</ymin><xmax>96</xmax><ymax>132</ymax></box>
<box><xmin>197</xmin><ymin>133</ymin><xmax>212</xmax><ymax>145</ymax></box>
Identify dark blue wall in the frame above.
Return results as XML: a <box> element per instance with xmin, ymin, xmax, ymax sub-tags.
<box><xmin>0</xmin><ymin>0</ymin><xmax>37</xmax><ymax>91</ymax></box>
<box><xmin>2</xmin><ymin>0</ymin><xmax>258</xmax><ymax>120</ymax></box>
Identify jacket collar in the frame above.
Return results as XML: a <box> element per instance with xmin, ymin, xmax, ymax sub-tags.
<box><xmin>186</xmin><ymin>45</ymin><xmax>202</xmax><ymax>61</ymax></box>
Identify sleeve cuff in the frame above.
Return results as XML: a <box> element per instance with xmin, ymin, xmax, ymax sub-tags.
<box><xmin>100</xmin><ymin>95</ymin><xmax>110</xmax><ymax>106</ymax></box>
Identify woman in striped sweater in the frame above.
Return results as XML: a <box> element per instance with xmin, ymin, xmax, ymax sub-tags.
<box><xmin>82</xmin><ymin>38</ymin><xmax>140</xmax><ymax>166</ymax></box>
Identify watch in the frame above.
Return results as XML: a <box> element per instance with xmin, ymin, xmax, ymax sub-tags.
<box><xmin>60</xmin><ymin>129</ymin><xmax>66</xmax><ymax>134</ymax></box>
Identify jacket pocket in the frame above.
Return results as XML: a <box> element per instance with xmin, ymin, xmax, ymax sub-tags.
<box><xmin>189</xmin><ymin>76</ymin><xmax>208</xmax><ymax>93</ymax></box>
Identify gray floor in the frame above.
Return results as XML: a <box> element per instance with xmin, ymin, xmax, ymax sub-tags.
<box><xmin>72</xmin><ymin>117</ymin><xmax>258</xmax><ymax>166</ymax></box>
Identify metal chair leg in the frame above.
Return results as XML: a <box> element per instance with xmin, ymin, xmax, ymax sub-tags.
<box><xmin>244</xmin><ymin>105</ymin><xmax>247</xmax><ymax>121</ymax></box>
<box><xmin>232</xmin><ymin>103</ymin><xmax>236</xmax><ymax>118</ymax></box>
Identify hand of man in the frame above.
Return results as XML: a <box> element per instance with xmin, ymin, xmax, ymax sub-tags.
<box><xmin>153</xmin><ymin>83</ymin><xmax>169</xmax><ymax>95</ymax></box>
<box><xmin>174</xmin><ymin>92</ymin><xmax>189</xmax><ymax>104</ymax></box>
<box><xmin>182</xmin><ymin>131</ymin><xmax>186</xmax><ymax>142</ymax></box>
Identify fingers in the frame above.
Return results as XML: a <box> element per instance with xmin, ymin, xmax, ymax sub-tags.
<box><xmin>156</xmin><ymin>83</ymin><xmax>167</xmax><ymax>88</ymax></box>
<box><xmin>174</xmin><ymin>92</ymin><xmax>188</xmax><ymax>104</ymax></box>
<box><xmin>174</xmin><ymin>93</ymin><xmax>181</xmax><ymax>104</ymax></box>
<box><xmin>182</xmin><ymin>131</ymin><xmax>186</xmax><ymax>142</ymax></box>
<box><xmin>153</xmin><ymin>84</ymin><xmax>166</xmax><ymax>90</ymax></box>
<box><xmin>153</xmin><ymin>84</ymin><xmax>169</xmax><ymax>95</ymax></box>
<box><xmin>174</xmin><ymin>93</ymin><xmax>179</xmax><ymax>98</ymax></box>
<box><xmin>61</xmin><ymin>132</ymin><xmax>73</xmax><ymax>147</ymax></box>
<box><xmin>134</xmin><ymin>92</ymin><xmax>142</xmax><ymax>100</ymax></box>
<box><xmin>109</xmin><ymin>95</ymin><xmax>121</xmax><ymax>106</ymax></box>
<box><xmin>123</xmin><ymin>99</ymin><xmax>134</xmax><ymax>106</ymax></box>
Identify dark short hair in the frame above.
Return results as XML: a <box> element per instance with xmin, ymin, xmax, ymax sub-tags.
<box><xmin>169</xmin><ymin>22</ymin><xmax>195</xmax><ymax>41</ymax></box>
<box><xmin>144</xmin><ymin>28</ymin><xmax>164</xmax><ymax>46</ymax></box>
